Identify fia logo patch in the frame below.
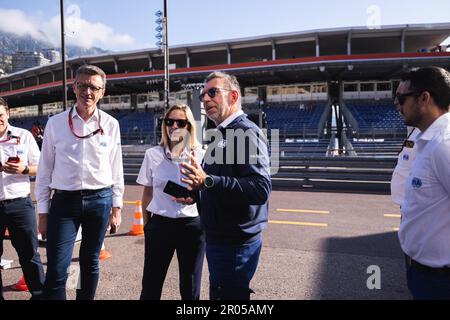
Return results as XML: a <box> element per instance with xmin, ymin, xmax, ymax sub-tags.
<box><xmin>412</xmin><ymin>177</ymin><xmax>422</xmax><ymax>189</ymax></box>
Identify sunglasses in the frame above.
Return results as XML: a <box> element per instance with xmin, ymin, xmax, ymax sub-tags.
<box><xmin>76</xmin><ymin>83</ymin><xmax>104</xmax><ymax>93</ymax></box>
<box><xmin>164</xmin><ymin>118</ymin><xmax>190</xmax><ymax>128</ymax></box>
<box><xmin>199</xmin><ymin>87</ymin><xmax>232</xmax><ymax>102</ymax></box>
<box><xmin>394</xmin><ymin>91</ymin><xmax>422</xmax><ymax>105</ymax></box>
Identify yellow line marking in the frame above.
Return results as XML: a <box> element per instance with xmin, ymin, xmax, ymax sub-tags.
<box><xmin>269</xmin><ymin>220</ymin><xmax>328</xmax><ymax>227</ymax></box>
<box><xmin>123</xmin><ymin>203</ymin><xmax>328</xmax><ymax>228</ymax></box>
<box><xmin>124</xmin><ymin>200</ymin><xmax>139</xmax><ymax>205</ymax></box>
<box><xmin>384</xmin><ymin>214</ymin><xmax>401</xmax><ymax>218</ymax></box>
<box><xmin>276</xmin><ymin>209</ymin><xmax>330</xmax><ymax>214</ymax></box>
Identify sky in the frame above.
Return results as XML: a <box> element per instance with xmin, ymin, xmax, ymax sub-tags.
<box><xmin>0</xmin><ymin>0</ymin><xmax>449</xmax><ymax>52</ymax></box>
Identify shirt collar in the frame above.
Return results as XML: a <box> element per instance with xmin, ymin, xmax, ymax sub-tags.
<box><xmin>217</xmin><ymin>109</ymin><xmax>244</xmax><ymax>129</ymax></box>
<box><xmin>0</xmin><ymin>125</ymin><xmax>12</xmax><ymax>140</ymax></box>
<box><xmin>71</xmin><ymin>104</ymin><xmax>100</xmax><ymax>122</ymax></box>
<box><xmin>164</xmin><ymin>146</ymin><xmax>190</xmax><ymax>160</ymax></box>
<box><xmin>416</xmin><ymin>113</ymin><xmax>450</xmax><ymax>142</ymax></box>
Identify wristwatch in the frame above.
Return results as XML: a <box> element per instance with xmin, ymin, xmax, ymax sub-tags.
<box><xmin>21</xmin><ymin>165</ymin><xmax>29</xmax><ymax>175</ymax></box>
<box><xmin>204</xmin><ymin>175</ymin><xmax>215</xmax><ymax>189</ymax></box>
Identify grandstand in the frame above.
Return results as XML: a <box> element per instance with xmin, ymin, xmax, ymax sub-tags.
<box><xmin>339</xmin><ymin>98</ymin><xmax>406</xmax><ymax>156</ymax></box>
<box><xmin>1</xmin><ymin>23</ymin><xmax>450</xmax><ymax>192</ymax></box>
<box><xmin>345</xmin><ymin>100</ymin><xmax>406</xmax><ymax>136</ymax></box>
<box><xmin>264</xmin><ymin>101</ymin><xmax>327</xmax><ymax>139</ymax></box>
<box><xmin>112</xmin><ymin>110</ymin><xmax>155</xmax><ymax>144</ymax></box>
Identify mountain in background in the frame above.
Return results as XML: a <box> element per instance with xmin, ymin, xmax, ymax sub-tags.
<box><xmin>0</xmin><ymin>31</ymin><xmax>110</xmax><ymax>75</ymax></box>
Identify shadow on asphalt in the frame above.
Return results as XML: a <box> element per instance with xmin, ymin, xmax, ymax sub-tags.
<box><xmin>314</xmin><ymin>231</ymin><xmax>411</xmax><ymax>300</ymax></box>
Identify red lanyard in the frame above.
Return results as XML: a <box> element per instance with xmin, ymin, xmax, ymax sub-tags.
<box><xmin>68</xmin><ymin>107</ymin><xmax>104</xmax><ymax>139</ymax></box>
<box><xmin>0</xmin><ymin>130</ymin><xmax>20</xmax><ymax>144</ymax></box>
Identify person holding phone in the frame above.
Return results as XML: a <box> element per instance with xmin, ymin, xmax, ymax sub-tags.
<box><xmin>136</xmin><ymin>104</ymin><xmax>205</xmax><ymax>300</ymax></box>
<box><xmin>178</xmin><ymin>72</ymin><xmax>271</xmax><ymax>300</ymax></box>
<box><xmin>0</xmin><ymin>97</ymin><xmax>44</xmax><ymax>300</ymax></box>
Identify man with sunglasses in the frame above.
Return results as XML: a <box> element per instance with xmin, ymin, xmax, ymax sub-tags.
<box><xmin>0</xmin><ymin>98</ymin><xmax>45</xmax><ymax>300</ymax></box>
<box><xmin>179</xmin><ymin>71</ymin><xmax>271</xmax><ymax>300</ymax></box>
<box><xmin>35</xmin><ymin>65</ymin><xmax>124</xmax><ymax>300</ymax></box>
<box><xmin>394</xmin><ymin>66</ymin><xmax>450</xmax><ymax>300</ymax></box>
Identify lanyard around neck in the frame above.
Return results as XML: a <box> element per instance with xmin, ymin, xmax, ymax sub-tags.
<box><xmin>68</xmin><ymin>106</ymin><xmax>104</xmax><ymax>139</ymax></box>
<box><xmin>398</xmin><ymin>128</ymin><xmax>416</xmax><ymax>155</ymax></box>
<box><xmin>0</xmin><ymin>130</ymin><xmax>20</xmax><ymax>144</ymax></box>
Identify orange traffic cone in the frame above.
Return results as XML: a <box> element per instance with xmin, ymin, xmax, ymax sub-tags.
<box><xmin>99</xmin><ymin>241</ymin><xmax>112</xmax><ymax>261</ymax></box>
<box><xmin>11</xmin><ymin>275</ymin><xmax>28</xmax><ymax>291</ymax></box>
<box><xmin>128</xmin><ymin>200</ymin><xmax>144</xmax><ymax>236</ymax></box>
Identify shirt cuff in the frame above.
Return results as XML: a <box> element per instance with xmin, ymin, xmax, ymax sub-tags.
<box><xmin>112</xmin><ymin>196</ymin><xmax>123</xmax><ymax>208</ymax></box>
<box><xmin>37</xmin><ymin>201</ymin><xmax>49</xmax><ymax>214</ymax></box>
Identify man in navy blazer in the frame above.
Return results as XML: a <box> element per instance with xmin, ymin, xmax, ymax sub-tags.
<box><xmin>180</xmin><ymin>71</ymin><xmax>271</xmax><ymax>300</ymax></box>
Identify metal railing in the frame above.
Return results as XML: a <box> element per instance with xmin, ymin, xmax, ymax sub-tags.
<box><xmin>122</xmin><ymin>144</ymin><xmax>396</xmax><ymax>193</ymax></box>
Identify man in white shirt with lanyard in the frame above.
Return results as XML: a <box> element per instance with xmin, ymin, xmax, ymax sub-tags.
<box><xmin>394</xmin><ymin>66</ymin><xmax>450</xmax><ymax>300</ymax></box>
<box><xmin>36</xmin><ymin>65</ymin><xmax>124</xmax><ymax>300</ymax></box>
<box><xmin>0</xmin><ymin>97</ymin><xmax>44</xmax><ymax>300</ymax></box>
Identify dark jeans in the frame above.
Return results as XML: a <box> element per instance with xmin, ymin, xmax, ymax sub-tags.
<box><xmin>140</xmin><ymin>214</ymin><xmax>205</xmax><ymax>300</ymax></box>
<box><xmin>43</xmin><ymin>187</ymin><xmax>112</xmax><ymax>300</ymax></box>
<box><xmin>0</xmin><ymin>196</ymin><xmax>45</xmax><ymax>300</ymax></box>
<box><xmin>406</xmin><ymin>258</ymin><xmax>450</xmax><ymax>300</ymax></box>
<box><xmin>206</xmin><ymin>238</ymin><xmax>262</xmax><ymax>300</ymax></box>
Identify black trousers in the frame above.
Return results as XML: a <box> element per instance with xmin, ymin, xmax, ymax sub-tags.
<box><xmin>0</xmin><ymin>196</ymin><xmax>45</xmax><ymax>300</ymax></box>
<box><xmin>140</xmin><ymin>213</ymin><xmax>205</xmax><ymax>300</ymax></box>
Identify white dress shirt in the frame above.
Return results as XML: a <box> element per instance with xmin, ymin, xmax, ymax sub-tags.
<box><xmin>390</xmin><ymin>127</ymin><xmax>420</xmax><ymax>206</ymax></box>
<box><xmin>0</xmin><ymin>125</ymin><xmax>40</xmax><ymax>200</ymax></box>
<box><xmin>399</xmin><ymin>113</ymin><xmax>450</xmax><ymax>268</ymax></box>
<box><xmin>136</xmin><ymin>145</ymin><xmax>204</xmax><ymax>218</ymax></box>
<box><xmin>35</xmin><ymin>106</ymin><xmax>124</xmax><ymax>214</ymax></box>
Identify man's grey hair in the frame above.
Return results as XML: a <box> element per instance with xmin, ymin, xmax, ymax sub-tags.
<box><xmin>0</xmin><ymin>97</ymin><xmax>8</xmax><ymax>112</ymax></box>
<box><xmin>204</xmin><ymin>71</ymin><xmax>241</xmax><ymax>107</ymax></box>
<box><xmin>75</xmin><ymin>65</ymin><xmax>107</xmax><ymax>87</ymax></box>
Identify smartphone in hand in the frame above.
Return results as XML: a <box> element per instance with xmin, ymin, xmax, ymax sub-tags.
<box><xmin>163</xmin><ymin>180</ymin><xmax>193</xmax><ymax>199</ymax></box>
<box><xmin>7</xmin><ymin>156</ymin><xmax>20</xmax><ymax>163</ymax></box>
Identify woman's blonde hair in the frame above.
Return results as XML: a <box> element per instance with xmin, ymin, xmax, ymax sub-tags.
<box><xmin>159</xmin><ymin>104</ymin><xmax>200</xmax><ymax>150</ymax></box>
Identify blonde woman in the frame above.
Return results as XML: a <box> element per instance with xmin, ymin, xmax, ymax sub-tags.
<box><xmin>136</xmin><ymin>104</ymin><xmax>205</xmax><ymax>300</ymax></box>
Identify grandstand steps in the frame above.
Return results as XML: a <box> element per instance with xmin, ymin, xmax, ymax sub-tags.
<box><xmin>124</xmin><ymin>172</ymin><xmax>139</xmax><ymax>184</ymax></box>
<box><xmin>273</xmin><ymin>170</ymin><xmax>393</xmax><ymax>182</ymax></box>
<box><xmin>122</xmin><ymin>149</ymin><xmax>145</xmax><ymax>183</ymax></box>
<box><xmin>355</xmin><ymin>152</ymin><xmax>399</xmax><ymax>157</ymax></box>
<box><xmin>349</xmin><ymin>141</ymin><xmax>403</xmax><ymax>157</ymax></box>
<box><xmin>276</xmin><ymin>156</ymin><xmax>396</xmax><ymax>168</ymax></box>
<box><xmin>271</xmin><ymin>156</ymin><xmax>396</xmax><ymax>193</ymax></box>
<box><xmin>275</xmin><ymin>140</ymin><xmax>330</xmax><ymax>157</ymax></box>
<box><xmin>271</xmin><ymin>178</ymin><xmax>391</xmax><ymax>193</ymax></box>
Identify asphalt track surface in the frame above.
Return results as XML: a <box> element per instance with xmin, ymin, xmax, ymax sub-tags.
<box><xmin>1</xmin><ymin>184</ymin><xmax>411</xmax><ymax>300</ymax></box>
